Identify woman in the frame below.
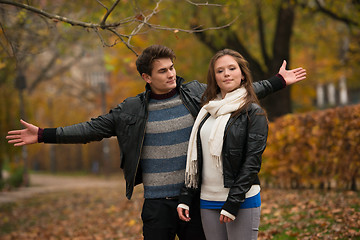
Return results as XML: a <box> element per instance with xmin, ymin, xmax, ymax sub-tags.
<box><xmin>177</xmin><ymin>49</ymin><xmax>268</xmax><ymax>240</ymax></box>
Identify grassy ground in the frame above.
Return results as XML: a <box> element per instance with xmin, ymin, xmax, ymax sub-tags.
<box><xmin>0</xmin><ymin>183</ymin><xmax>359</xmax><ymax>239</ymax></box>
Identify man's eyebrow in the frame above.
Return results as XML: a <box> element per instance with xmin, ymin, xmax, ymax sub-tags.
<box><xmin>158</xmin><ymin>64</ymin><xmax>174</xmax><ymax>72</ymax></box>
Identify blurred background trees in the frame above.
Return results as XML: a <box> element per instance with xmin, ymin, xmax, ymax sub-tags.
<box><xmin>0</xmin><ymin>0</ymin><xmax>359</xmax><ymax>189</ymax></box>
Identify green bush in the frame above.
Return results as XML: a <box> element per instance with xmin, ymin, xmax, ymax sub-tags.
<box><xmin>7</xmin><ymin>166</ymin><xmax>24</xmax><ymax>188</ymax></box>
<box><xmin>1</xmin><ymin>162</ymin><xmax>25</xmax><ymax>190</ymax></box>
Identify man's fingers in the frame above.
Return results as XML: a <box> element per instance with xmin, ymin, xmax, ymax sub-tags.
<box><xmin>177</xmin><ymin>207</ymin><xmax>191</xmax><ymax>222</ymax></box>
<box><xmin>14</xmin><ymin>142</ymin><xmax>26</xmax><ymax>147</ymax></box>
<box><xmin>185</xmin><ymin>209</ymin><xmax>190</xmax><ymax>219</ymax></box>
<box><xmin>20</xmin><ymin>119</ymin><xmax>29</xmax><ymax>127</ymax></box>
<box><xmin>177</xmin><ymin>208</ymin><xmax>186</xmax><ymax>221</ymax></box>
<box><xmin>6</xmin><ymin>134</ymin><xmax>21</xmax><ymax>140</ymax></box>
<box><xmin>7</xmin><ymin>130</ymin><xmax>22</xmax><ymax>135</ymax></box>
<box><xmin>8</xmin><ymin>139</ymin><xmax>22</xmax><ymax>144</ymax></box>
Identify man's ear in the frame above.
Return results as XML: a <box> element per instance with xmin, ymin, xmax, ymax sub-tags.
<box><xmin>142</xmin><ymin>73</ymin><xmax>151</xmax><ymax>84</ymax></box>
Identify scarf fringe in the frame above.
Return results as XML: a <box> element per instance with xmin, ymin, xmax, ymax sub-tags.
<box><xmin>185</xmin><ymin>160</ymin><xmax>199</xmax><ymax>188</ymax></box>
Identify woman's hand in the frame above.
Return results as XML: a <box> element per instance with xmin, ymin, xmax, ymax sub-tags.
<box><xmin>219</xmin><ymin>214</ymin><xmax>234</xmax><ymax>224</ymax></box>
<box><xmin>278</xmin><ymin>60</ymin><xmax>307</xmax><ymax>86</ymax></box>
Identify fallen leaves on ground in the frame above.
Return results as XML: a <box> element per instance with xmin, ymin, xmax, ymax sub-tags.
<box><xmin>0</xmin><ymin>184</ymin><xmax>144</xmax><ymax>240</ymax></box>
<box><xmin>0</xmin><ymin>185</ymin><xmax>359</xmax><ymax>239</ymax></box>
<box><xmin>259</xmin><ymin>189</ymin><xmax>360</xmax><ymax>240</ymax></box>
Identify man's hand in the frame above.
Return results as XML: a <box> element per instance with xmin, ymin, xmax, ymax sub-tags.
<box><xmin>6</xmin><ymin>119</ymin><xmax>39</xmax><ymax>146</ymax></box>
<box><xmin>177</xmin><ymin>206</ymin><xmax>191</xmax><ymax>222</ymax></box>
<box><xmin>278</xmin><ymin>60</ymin><xmax>307</xmax><ymax>86</ymax></box>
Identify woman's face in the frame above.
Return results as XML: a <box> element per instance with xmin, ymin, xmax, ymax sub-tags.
<box><xmin>214</xmin><ymin>55</ymin><xmax>243</xmax><ymax>98</ymax></box>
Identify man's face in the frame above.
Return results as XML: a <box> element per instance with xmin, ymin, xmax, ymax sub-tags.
<box><xmin>142</xmin><ymin>58</ymin><xmax>177</xmax><ymax>94</ymax></box>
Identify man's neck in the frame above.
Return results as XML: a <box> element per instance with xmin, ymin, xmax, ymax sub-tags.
<box><xmin>150</xmin><ymin>88</ymin><xmax>177</xmax><ymax>100</ymax></box>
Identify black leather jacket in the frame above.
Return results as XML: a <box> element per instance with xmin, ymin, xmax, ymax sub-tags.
<box><xmin>179</xmin><ymin>103</ymin><xmax>268</xmax><ymax>217</ymax></box>
<box><xmin>43</xmin><ymin>75</ymin><xmax>282</xmax><ymax>199</ymax></box>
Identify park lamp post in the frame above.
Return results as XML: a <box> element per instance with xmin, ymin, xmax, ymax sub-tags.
<box><xmin>15</xmin><ymin>69</ymin><xmax>29</xmax><ymax>187</ymax></box>
<box><xmin>88</xmin><ymin>71</ymin><xmax>110</xmax><ymax>175</ymax></box>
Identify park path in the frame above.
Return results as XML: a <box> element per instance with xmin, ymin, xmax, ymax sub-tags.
<box><xmin>0</xmin><ymin>173</ymin><xmax>122</xmax><ymax>204</ymax></box>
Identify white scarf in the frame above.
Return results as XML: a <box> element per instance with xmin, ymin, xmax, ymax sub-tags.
<box><xmin>185</xmin><ymin>87</ymin><xmax>247</xmax><ymax>188</ymax></box>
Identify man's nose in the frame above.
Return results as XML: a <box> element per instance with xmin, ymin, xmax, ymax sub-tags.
<box><xmin>168</xmin><ymin>69</ymin><xmax>174</xmax><ymax>76</ymax></box>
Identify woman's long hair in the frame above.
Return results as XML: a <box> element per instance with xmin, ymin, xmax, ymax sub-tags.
<box><xmin>201</xmin><ymin>49</ymin><xmax>263</xmax><ymax>117</ymax></box>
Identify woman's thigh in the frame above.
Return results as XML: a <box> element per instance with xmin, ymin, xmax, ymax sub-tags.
<box><xmin>227</xmin><ymin>207</ymin><xmax>261</xmax><ymax>240</ymax></box>
<box><xmin>200</xmin><ymin>209</ymin><xmax>227</xmax><ymax>240</ymax></box>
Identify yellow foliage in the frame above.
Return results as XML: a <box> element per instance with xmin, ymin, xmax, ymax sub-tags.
<box><xmin>262</xmin><ymin>104</ymin><xmax>360</xmax><ymax>190</ymax></box>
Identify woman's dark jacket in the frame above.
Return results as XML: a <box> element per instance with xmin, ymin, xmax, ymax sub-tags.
<box><xmin>42</xmin><ymin>75</ymin><xmax>282</xmax><ymax>200</ymax></box>
<box><xmin>179</xmin><ymin>103</ymin><xmax>268</xmax><ymax>217</ymax></box>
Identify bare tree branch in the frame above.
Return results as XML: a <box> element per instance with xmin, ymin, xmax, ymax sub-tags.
<box><xmin>0</xmin><ymin>0</ymin><xmax>236</xmax><ymax>52</ymax></box>
<box><xmin>0</xmin><ymin>22</ymin><xmax>13</xmax><ymax>58</ymax></box>
<box><xmin>185</xmin><ymin>0</ymin><xmax>222</xmax><ymax>7</ymax></box>
<box><xmin>100</xmin><ymin>0</ymin><xmax>121</xmax><ymax>27</ymax></box>
<box><xmin>107</xmin><ymin>28</ymin><xmax>139</xmax><ymax>56</ymax></box>
<box><xmin>127</xmin><ymin>0</ymin><xmax>162</xmax><ymax>45</ymax></box>
<box><xmin>0</xmin><ymin>0</ymin><xmax>121</xmax><ymax>28</ymax></box>
<box><xmin>96</xmin><ymin>0</ymin><xmax>108</xmax><ymax>11</ymax></box>
<box><xmin>297</xmin><ymin>0</ymin><xmax>360</xmax><ymax>27</ymax></box>
<box><xmin>94</xmin><ymin>27</ymin><xmax>118</xmax><ymax>47</ymax></box>
<box><xmin>29</xmin><ymin>49</ymin><xmax>87</xmax><ymax>94</ymax></box>
<box><xmin>136</xmin><ymin>16</ymin><xmax>238</xmax><ymax>33</ymax></box>
<box><xmin>28</xmin><ymin>50</ymin><xmax>60</xmax><ymax>93</ymax></box>
<box><xmin>255</xmin><ymin>1</ymin><xmax>270</xmax><ymax>68</ymax></box>
<box><xmin>314</xmin><ymin>0</ymin><xmax>359</xmax><ymax>27</ymax></box>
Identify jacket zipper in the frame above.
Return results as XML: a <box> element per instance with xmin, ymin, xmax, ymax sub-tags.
<box><xmin>223</xmin><ymin>117</ymin><xmax>237</xmax><ymax>140</ymax></box>
<box><xmin>132</xmin><ymin>94</ymin><xmax>149</xmax><ymax>192</ymax></box>
<box><xmin>179</xmin><ymin>86</ymin><xmax>196</xmax><ymax>119</ymax></box>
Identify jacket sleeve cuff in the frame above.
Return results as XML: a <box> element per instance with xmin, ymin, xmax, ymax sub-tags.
<box><xmin>220</xmin><ymin>209</ymin><xmax>236</xmax><ymax>220</ymax></box>
<box><xmin>178</xmin><ymin>193</ymin><xmax>193</xmax><ymax>207</ymax></box>
<box><xmin>43</xmin><ymin>128</ymin><xmax>57</xmax><ymax>143</ymax></box>
<box><xmin>268</xmin><ymin>74</ymin><xmax>286</xmax><ymax>92</ymax></box>
<box><xmin>177</xmin><ymin>204</ymin><xmax>189</xmax><ymax>210</ymax></box>
<box><xmin>222</xmin><ymin>200</ymin><xmax>242</xmax><ymax>217</ymax></box>
<box><xmin>178</xmin><ymin>186</ymin><xmax>197</xmax><ymax>206</ymax></box>
<box><xmin>38</xmin><ymin>128</ymin><xmax>44</xmax><ymax>143</ymax></box>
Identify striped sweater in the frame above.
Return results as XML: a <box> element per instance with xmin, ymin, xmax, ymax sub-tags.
<box><xmin>141</xmin><ymin>90</ymin><xmax>194</xmax><ymax>199</ymax></box>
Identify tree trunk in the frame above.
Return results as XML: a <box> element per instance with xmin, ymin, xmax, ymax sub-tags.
<box><xmin>260</xmin><ymin>1</ymin><xmax>295</xmax><ymax>120</ymax></box>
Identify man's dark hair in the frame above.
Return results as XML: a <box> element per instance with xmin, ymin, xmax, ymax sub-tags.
<box><xmin>136</xmin><ymin>45</ymin><xmax>176</xmax><ymax>76</ymax></box>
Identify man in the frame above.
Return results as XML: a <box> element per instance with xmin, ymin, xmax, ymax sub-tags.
<box><xmin>7</xmin><ymin>45</ymin><xmax>306</xmax><ymax>240</ymax></box>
